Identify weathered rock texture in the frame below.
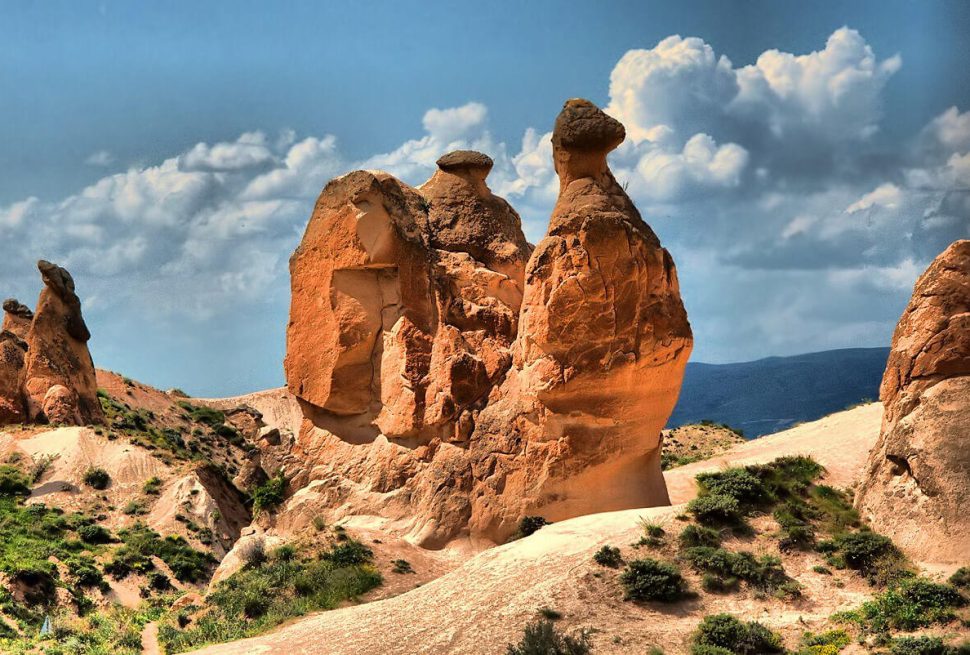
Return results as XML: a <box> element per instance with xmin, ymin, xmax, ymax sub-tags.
<box><xmin>856</xmin><ymin>240</ymin><xmax>970</xmax><ymax>564</ymax></box>
<box><xmin>0</xmin><ymin>261</ymin><xmax>104</xmax><ymax>426</ymax></box>
<box><xmin>2</xmin><ymin>299</ymin><xmax>33</xmax><ymax>340</ymax></box>
<box><xmin>281</xmin><ymin>99</ymin><xmax>692</xmax><ymax>547</ymax></box>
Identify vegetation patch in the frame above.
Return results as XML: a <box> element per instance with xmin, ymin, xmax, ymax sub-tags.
<box><xmin>105</xmin><ymin>523</ymin><xmax>215</xmax><ymax>583</ymax></box>
<box><xmin>157</xmin><ymin>540</ymin><xmax>381</xmax><ymax>652</ymax></box>
<box><xmin>620</xmin><ymin>558</ymin><xmax>690</xmax><ymax>602</ymax></box>
<box><xmin>835</xmin><ymin>577</ymin><xmax>967</xmax><ymax>634</ymax></box>
<box><xmin>795</xmin><ymin>629</ymin><xmax>851</xmax><ymax>655</ymax></box>
<box><xmin>514</xmin><ymin>516</ymin><xmax>551</xmax><ymax>539</ymax></box>
<box><xmin>680</xmin><ymin>546</ymin><xmax>793</xmax><ymax>596</ymax></box>
<box><xmin>506</xmin><ymin>618</ymin><xmax>590</xmax><ymax>655</ymax></box>
<box><xmin>691</xmin><ymin>613</ymin><xmax>784</xmax><ymax>655</ymax></box>
<box><xmin>593</xmin><ymin>545</ymin><xmax>623</xmax><ymax>568</ymax></box>
<box><xmin>251</xmin><ymin>472</ymin><xmax>287</xmax><ymax>515</ymax></box>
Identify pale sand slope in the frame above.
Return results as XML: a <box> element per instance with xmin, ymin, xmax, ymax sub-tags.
<box><xmin>188</xmin><ymin>403</ymin><xmax>886</xmax><ymax>655</ymax></box>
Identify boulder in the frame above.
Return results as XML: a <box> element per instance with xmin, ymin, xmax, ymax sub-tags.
<box><xmin>855</xmin><ymin>240</ymin><xmax>970</xmax><ymax>564</ymax></box>
<box><xmin>22</xmin><ymin>261</ymin><xmax>104</xmax><ymax>425</ymax></box>
<box><xmin>279</xmin><ymin>100</ymin><xmax>692</xmax><ymax>547</ymax></box>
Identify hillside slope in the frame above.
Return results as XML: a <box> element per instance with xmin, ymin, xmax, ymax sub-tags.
<box><xmin>669</xmin><ymin>347</ymin><xmax>889</xmax><ymax>437</ymax></box>
<box><xmin>189</xmin><ymin>403</ymin><xmax>899</xmax><ymax>655</ymax></box>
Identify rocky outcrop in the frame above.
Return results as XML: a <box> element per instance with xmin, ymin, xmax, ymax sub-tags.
<box><xmin>0</xmin><ymin>261</ymin><xmax>105</xmax><ymax>426</ymax></box>
<box><xmin>856</xmin><ymin>240</ymin><xmax>970</xmax><ymax>564</ymax></box>
<box><xmin>2</xmin><ymin>299</ymin><xmax>33</xmax><ymax>340</ymax></box>
<box><xmin>280</xmin><ymin>99</ymin><xmax>692</xmax><ymax>547</ymax></box>
<box><xmin>0</xmin><ymin>331</ymin><xmax>28</xmax><ymax>424</ymax></box>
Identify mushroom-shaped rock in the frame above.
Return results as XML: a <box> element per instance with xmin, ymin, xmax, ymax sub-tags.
<box><xmin>512</xmin><ymin>97</ymin><xmax>692</xmax><ymax>516</ymax></box>
<box><xmin>2</xmin><ymin>299</ymin><xmax>33</xmax><ymax>340</ymax></box>
<box><xmin>22</xmin><ymin>261</ymin><xmax>103</xmax><ymax>425</ymax></box>
<box><xmin>856</xmin><ymin>240</ymin><xmax>970</xmax><ymax>564</ymax></box>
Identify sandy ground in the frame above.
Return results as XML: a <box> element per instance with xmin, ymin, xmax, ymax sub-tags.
<box><xmin>186</xmin><ymin>403</ymin><xmax>892</xmax><ymax>655</ymax></box>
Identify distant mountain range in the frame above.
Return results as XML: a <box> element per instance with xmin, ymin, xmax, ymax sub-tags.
<box><xmin>667</xmin><ymin>347</ymin><xmax>890</xmax><ymax>438</ymax></box>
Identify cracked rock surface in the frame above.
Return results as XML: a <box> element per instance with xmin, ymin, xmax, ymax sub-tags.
<box><xmin>856</xmin><ymin>239</ymin><xmax>970</xmax><ymax>564</ymax></box>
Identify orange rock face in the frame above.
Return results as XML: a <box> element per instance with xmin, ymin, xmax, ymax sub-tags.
<box><xmin>282</xmin><ymin>99</ymin><xmax>692</xmax><ymax>546</ymax></box>
<box><xmin>20</xmin><ymin>261</ymin><xmax>104</xmax><ymax>425</ymax></box>
<box><xmin>856</xmin><ymin>240</ymin><xmax>970</xmax><ymax>564</ymax></box>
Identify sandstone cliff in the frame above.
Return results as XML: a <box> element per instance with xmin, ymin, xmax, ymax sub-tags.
<box><xmin>855</xmin><ymin>240</ymin><xmax>970</xmax><ymax>564</ymax></box>
<box><xmin>280</xmin><ymin>99</ymin><xmax>692</xmax><ymax>547</ymax></box>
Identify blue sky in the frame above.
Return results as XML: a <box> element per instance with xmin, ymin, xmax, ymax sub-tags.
<box><xmin>1</xmin><ymin>1</ymin><xmax>969</xmax><ymax>395</ymax></box>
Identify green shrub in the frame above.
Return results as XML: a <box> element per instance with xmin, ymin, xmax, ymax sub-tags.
<box><xmin>0</xmin><ymin>465</ymin><xmax>30</xmax><ymax>496</ymax></box>
<box><xmin>695</xmin><ymin>468</ymin><xmax>767</xmax><ymax>505</ymax></box>
<box><xmin>681</xmin><ymin>546</ymin><xmax>789</xmax><ymax>593</ymax></box>
<box><xmin>507</xmin><ymin>618</ymin><xmax>590</xmax><ymax>655</ymax></box>
<box><xmin>949</xmin><ymin>566</ymin><xmax>970</xmax><ymax>589</ymax></box>
<box><xmin>890</xmin><ymin>636</ymin><xmax>948</xmax><ymax>655</ymax></box>
<box><xmin>797</xmin><ymin>629</ymin><xmax>850</xmax><ymax>655</ymax></box>
<box><xmin>176</xmin><ymin>401</ymin><xmax>226</xmax><ymax>426</ymax></box>
<box><xmin>593</xmin><ymin>545</ymin><xmax>622</xmax><ymax>568</ymax></box>
<box><xmin>833</xmin><ymin>531</ymin><xmax>894</xmax><ymax>571</ymax></box>
<box><xmin>391</xmin><ymin>559</ymin><xmax>414</xmax><ymax>574</ymax></box>
<box><xmin>67</xmin><ymin>557</ymin><xmax>105</xmax><ymax>588</ymax></box>
<box><xmin>838</xmin><ymin>577</ymin><xmax>966</xmax><ymax>633</ymax></box>
<box><xmin>82</xmin><ymin>466</ymin><xmax>111</xmax><ymax>490</ymax></box>
<box><xmin>688</xmin><ymin>494</ymin><xmax>741</xmax><ymax>525</ymax></box>
<box><xmin>516</xmin><ymin>516</ymin><xmax>551</xmax><ymax>538</ymax></box>
<box><xmin>679</xmin><ymin>524</ymin><xmax>722</xmax><ymax>549</ymax></box>
<box><xmin>251</xmin><ymin>473</ymin><xmax>287</xmax><ymax>514</ymax></box>
<box><xmin>620</xmin><ymin>558</ymin><xmax>689</xmax><ymax>602</ymax></box>
<box><xmin>322</xmin><ymin>538</ymin><xmax>373</xmax><ymax>567</ymax></box>
<box><xmin>77</xmin><ymin>523</ymin><xmax>113</xmax><ymax>544</ymax></box>
<box><xmin>692</xmin><ymin>614</ymin><xmax>784</xmax><ymax>655</ymax></box>
<box><xmin>142</xmin><ymin>476</ymin><xmax>163</xmax><ymax>495</ymax></box>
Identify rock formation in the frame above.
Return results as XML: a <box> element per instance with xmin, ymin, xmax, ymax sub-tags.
<box><xmin>856</xmin><ymin>240</ymin><xmax>970</xmax><ymax>564</ymax></box>
<box><xmin>2</xmin><ymin>299</ymin><xmax>33</xmax><ymax>340</ymax></box>
<box><xmin>280</xmin><ymin>99</ymin><xmax>692</xmax><ymax>547</ymax></box>
<box><xmin>0</xmin><ymin>261</ymin><xmax>104</xmax><ymax>426</ymax></box>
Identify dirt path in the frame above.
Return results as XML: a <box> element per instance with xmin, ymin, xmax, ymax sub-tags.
<box><xmin>186</xmin><ymin>403</ymin><xmax>885</xmax><ymax>655</ymax></box>
<box><xmin>141</xmin><ymin>621</ymin><xmax>161</xmax><ymax>655</ymax></box>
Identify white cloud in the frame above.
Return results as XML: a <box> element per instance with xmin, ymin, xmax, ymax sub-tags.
<box><xmin>85</xmin><ymin>150</ymin><xmax>115</xmax><ymax>167</ymax></box>
<box><xmin>421</xmin><ymin>102</ymin><xmax>487</xmax><ymax>142</ymax></box>
<box><xmin>178</xmin><ymin>131</ymin><xmax>279</xmax><ymax>173</ymax></box>
<box><xmin>846</xmin><ymin>183</ymin><xmax>902</xmax><ymax>214</ymax></box>
<box><xmin>733</xmin><ymin>27</ymin><xmax>901</xmax><ymax>141</ymax></box>
<box><xmin>607</xmin><ymin>35</ymin><xmax>739</xmax><ymax>142</ymax></box>
<box><xmin>920</xmin><ymin>106</ymin><xmax>970</xmax><ymax>154</ymax></box>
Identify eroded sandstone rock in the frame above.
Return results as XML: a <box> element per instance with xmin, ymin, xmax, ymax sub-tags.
<box><xmin>22</xmin><ymin>261</ymin><xmax>104</xmax><ymax>425</ymax></box>
<box><xmin>0</xmin><ymin>331</ymin><xmax>28</xmax><ymax>424</ymax></box>
<box><xmin>2</xmin><ymin>299</ymin><xmax>33</xmax><ymax>340</ymax></box>
<box><xmin>856</xmin><ymin>240</ymin><xmax>970</xmax><ymax>564</ymax></box>
<box><xmin>280</xmin><ymin>100</ymin><xmax>692</xmax><ymax>547</ymax></box>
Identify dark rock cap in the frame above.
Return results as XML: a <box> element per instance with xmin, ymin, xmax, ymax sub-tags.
<box><xmin>2</xmin><ymin>299</ymin><xmax>33</xmax><ymax>319</ymax></box>
<box><xmin>36</xmin><ymin>260</ymin><xmax>90</xmax><ymax>342</ymax></box>
<box><xmin>552</xmin><ymin>98</ymin><xmax>625</xmax><ymax>153</ymax></box>
<box><xmin>436</xmin><ymin>150</ymin><xmax>494</xmax><ymax>173</ymax></box>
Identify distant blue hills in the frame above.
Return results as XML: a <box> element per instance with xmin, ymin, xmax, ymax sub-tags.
<box><xmin>667</xmin><ymin>347</ymin><xmax>890</xmax><ymax>439</ymax></box>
